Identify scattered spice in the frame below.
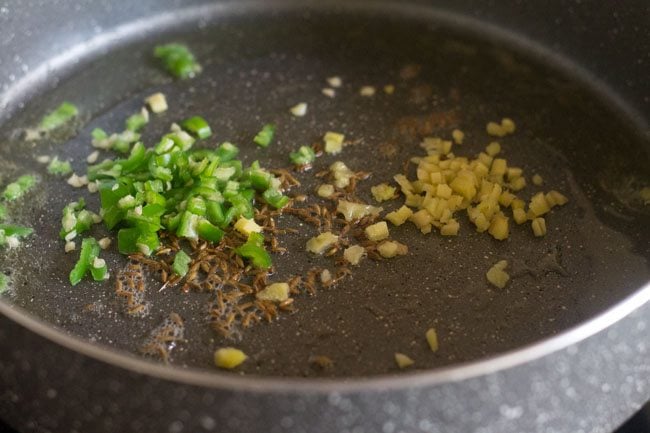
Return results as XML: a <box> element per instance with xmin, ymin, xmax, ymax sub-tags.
<box><xmin>140</xmin><ymin>313</ymin><xmax>185</xmax><ymax>363</ymax></box>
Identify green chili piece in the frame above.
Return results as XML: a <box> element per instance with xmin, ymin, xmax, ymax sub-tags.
<box><xmin>172</xmin><ymin>250</ymin><xmax>192</xmax><ymax>277</ymax></box>
<box><xmin>69</xmin><ymin>238</ymin><xmax>100</xmax><ymax>286</ymax></box>
<box><xmin>197</xmin><ymin>219</ymin><xmax>224</xmax><ymax>243</ymax></box>
<box><xmin>91</xmin><ymin>127</ymin><xmax>108</xmax><ymax>141</ymax></box>
<box><xmin>0</xmin><ymin>204</ymin><xmax>6</xmax><ymax>221</ymax></box>
<box><xmin>47</xmin><ymin>157</ymin><xmax>73</xmax><ymax>176</ymax></box>
<box><xmin>39</xmin><ymin>102</ymin><xmax>78</xmax><ymax>131</ymax></box>
<box><xmin>3</xmin><ymin>175</ymin><xmax>37</xmax><ymax>201</ymax></box>
<box><xmin>289</xmin><ymin>145</ymin><xmax>316</xmax><ymax>166</ymax></box>
<box><xmin>248</xmin><ymin>169</ymin><xmax>271</xmax><ymax>191</ymax></box>
<box><xmin>182</xmin><ymin>116</ymin><xmax>212</xmax><ymax>139</ymax></box>
<box><xmin>90</xmin><ymin>256</ymin><xmax>108</xmax><ymax>281</ymax></box>
<box><xmin>262</xmin><ymin>188</ymin><xmax>290</xmax><ymax>209</ymax></box>
<box><xmin>215</xmin><ymin>142</ymin><xmax>239</xmax><ymax>162</ymax></box>
<box><xmin>126</xmin><ymin>112</ymin><xmax>149</xmax><ymax>132</ymax></box>
<box><xmin>0</xmin><ymin>224</ymin><xmax>33</xmax><ymax>239</ymax></box>
<box><xmin>153</xmin><ymin>43</ymin><xmax>202</xmax><ymax>79</ymax></box>
<box><xmin>117</xmin><ymin>227</ymin><xmax>141</xmax><ymax>255</ymax></box>
<box><xmin>235</xmin><ymin>232</ymin><xmax>271</xmax><ymax>269</ymax></box>
<box><xmin>206</xmin><ymin>201</ymin><xmax>225</xmax><ymax>225</ymax></box>
<box><xmin>253</xmin><ymin>124</ymin><xmax>275</xmax><ymax>148</ymax></box>
<box><xmin>177</xmin><ymin>211</ymin><xmax>200</xmax><ymax>240</ymax></box>
<box><xmin>136</xmin><ymin>231</ymin><xmax>160</xmax><ymax>256</ymax></box>
<box><xmin>0</xmin><ymin>273</ymin><xmax>8</xmax><ymax>293</ymax></box>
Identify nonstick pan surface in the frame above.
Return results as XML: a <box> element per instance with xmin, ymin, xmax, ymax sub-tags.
<box><xmin>0</xmin><ymin>4</ymin><xmax>648</xmax><ymax>379</ymax></box>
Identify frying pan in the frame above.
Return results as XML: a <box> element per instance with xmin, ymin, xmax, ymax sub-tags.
<box><xmin>0</xmin><ymin>0</ymin><xmax>649</xmax><ymax>432</ymax></box>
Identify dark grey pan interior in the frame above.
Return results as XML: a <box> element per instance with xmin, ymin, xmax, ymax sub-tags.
<box><xmin>0</xmin><ymin>3</ymin><xmax>648</xmax><ymax>380</ymax></box>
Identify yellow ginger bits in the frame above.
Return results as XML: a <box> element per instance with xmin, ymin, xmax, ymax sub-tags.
<box><xmin>531</xmin><ymin>217</ymin><xmax>547</xmax><ymax>237</ymax></box>
<box><xmin>486</xmin><ymin>260</ymin><xmax>510</xmax><ymax>289</ymax></box>
<box><xmin>377</xmin><ymin>241</ymin><xmax>408</xmax><ymax>258</ymax></box>
<box><xmin>256</xmin><ymin>283</ymin><xmax>290</xmax><ymax>302</ymax></box>
<box><xmin>394</xmin><ymin>353</ymin><xmax>414</xmax><ymax>369</ymax></box>
<box><xmin>214</xmin><ymin>348</ymin><xmax>247</xmax><ymax>369</ymax></box>
<box><xmin>306</xmin><ymin>232</ymin><xmax>339</xmax><ymax>254</ymax></box>
<box><xmin>384</xmin><ymin>117</ymin><xmax>567</xmax><ymax>241</ymax></box>
<box><xmin>343</xmin><ymin>245</ymin><xmax>367</xmax><ymax>265</ymax></box>
<box><xmin>386</xmin><ymin>205</ymin><xmax>413</xmax><ymax>226</ymax></box>
<box><xmin>452</xmin><ymin>129</ymin><xmax>464</xmax><ymax>144</ymax></box>
<box><xmin>365</xmin><ymin>221</ymin><xmax>389</xmax><ymax>242</ymax></box>
<box><xmin>371</xmin><ymin>183</ymin><xmax>397</xmax><ymax>202</ymax></box>
<box><xmin>324</xmin><ymin>131</ymin><xmax>345</xmax><ymax>155</ymax></box>
<box><xmin>425</xmin><ymin>328</ymin><xmax>439</xmax><ymax>352</ymax></box>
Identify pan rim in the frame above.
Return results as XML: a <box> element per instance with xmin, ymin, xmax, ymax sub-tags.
<box><xmin>0</xmin><ymin>0</ymin><xmax>648</xmax><ymax>392</ymax></box>
<box><xmin>1</xmin><ymin>281</ymin><xmax>648</xmax><ymax>392</ymax></box>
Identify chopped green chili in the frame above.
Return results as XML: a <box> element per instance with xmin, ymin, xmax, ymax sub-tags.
<box><xmin>80</xmin><ymin>114</ymin><xmax>290</xmax><ymax>275</ymax></box>
<box><xmin>39</xmin><ymin>102</ymin><xmax>78</xmax><ymax>131</ymax></box>
<box><xmin>91</xmin><ymin>128</ymin><xmax>108</xmax><ymax>142</ymax></box>
<box><xmin>0</xmin><ymin>224</ymin><xmax>34</xmax><ymax>247</ymax></box>
<box><xmin>90</xmin><ymin>257</ymin><xmax>108</xmax><ymax>281</ymax></box>
<box><xmin>253</xmin><ymin>124</ymin><xmax>276</xmax><ymax>148</ymax></box>
<box><xmin>154</xmin><ymin>43</ymin><xmax>202</xmax><ymax>79</ymax></box>
<box><xmin>47</xmin><ymin>157</ymin><xmax>73</xmax><ymax>176</ymax></box>
<box><xmin>235</xmin><ymin>232</ymin><xmax>271</xmax><ymax>269</ymax></box>
<box><xmin>262</xmin><ymin>188</ymin><xmax>290</xmax><ymax>209</ymax></box>
<box><xmin>3</xmin><ymin>175</ymin><xmax>38</xmax><ymax>201</ymax></box>
<box><xmin>69</xmin><ymin>237</ymin><xmax>103</xmax><ymax>285</ymax></box>
<box><xmin>126</xmin><ymin>112</ymin><xmax>149</xmax><ymax>132</ymax></box>
<box><xmin>0</xmin><ymin>224</ymin><xmax>34</xmax><ymax>238</ymax></box>
<box><xmin>215</xmin><ymin>142</ymin><xmax>239</xmax><ymax>162</ymax></box>
<box><xmin>0</xmin><ymin>204</ymin><xmax>6</xmax><ymax>221</ymax></box>
<box><xmin>60</xmin><ymin>199</ymin><xmax>97</xmax><ymax>240</ymax></box>
<box><xmin>0</xmin><ymin>273</ymin><xmax>8</xmax><ymax>293</ymax></box>
<box><xmin>289</xmin><ymin>145</ymin><xmax>316</xmax><ymax>166</ymax></box>
<box><xmin>172</xmin><ymin>250</ymin><xmax>192</xmax><ymax>277</ymax></box>
<box><xmin>182</xmin><ymin>116</ymin><xmax>212</xmax><ymax>139</ymax></box>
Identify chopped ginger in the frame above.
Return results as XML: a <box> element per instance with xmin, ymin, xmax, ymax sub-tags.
<box><xmin>330</xmin><ymin>161</ymin><xmax>354</xmax><ymax>188</ymax></box>
<box><xmin>529</xmin><ymin>192</ymin><xmax>550</xmax><ymax>217</ymax></box>
<box><xmin>306</xmin><ymin>232</ymin><xmax>339</xmax><ymax>254</ymax></box>
<box><xmin>256</xmin><ymin>283</ymin><xmax>290</xmax><ymax>302</ymax></box>
<box><xmin>425</xmin><ymin>328</ymin><xmax>439</xmax><ymax>352</ymax></box>
<box><xmin>343</xmin><ymin>245</ymin><xmax>366</xmax><ymax>265</ymax></box>
<box><xmin>234</xmin><ymin>217</ymin><xmax>262</xmax><ymax>236</ymax></box>
<box><xmin>486</xmin><ymin>260</ymin><xmax>510</xmax><ymax>289</ymax></box>
<box><xmin>317</xmin><ymin>184</ymin><xmax>335</xmax><ymax>198</ymax></box>
<box><xmin>488</xmin><ymin>212</ymin><xmax>509</xmax><ymax>240</ymax></box>
<box><xmin>337</xmin><ymin>200</ymin><xmax>382</xmax><ymax>221</ymax></box>
<box><xmin>486</xmin><ymin>121</ymin><xmax>505</xmax><ymax>137</ymax></box>
<box><xmin>371</xmin><ymin>183</ymin><xmax>397</xmax><ymax>202</ymax></box>
<box><xmin>377</xmin><ymin>241</ymin><xmax>408</xmax><ymax>258</ymax></box>
<box><xmin>501</xmin><ymin>117</ymin><xmax>516</xmax><ymax>134</ymax></box>
<box><xmin>452</xmin><ymin>129</ymin><xmax>464</xmax><ymax>144</ymax></box>
<box><xmin>513</xmin><ymin>208</ymin><xmax>527</xmax><ymax>224</ymax></box>
<box><xmin>440</xmin><ymin>219</ymin><xmax>460</xmax><ymax>236</ymax></box>
<box><xmin>324</xmin><ymin>131</ymin><xmax>345</xmax><ymax>155</ymax></box>
<box><xmin>386</xmin><ymin>206</ymin><xmax>413</xmax><ymax>226</ymax></box>
<box><xmin>365</xmin><ymin>221</ymin><xmax>389</xmax><ymax>242</ymax></box>
<box><xmin>146</xmin><ymin>92</ymin><xmax>168</xmax><ymax>113</ymax></box>
<box><xmin>485</xmin><ymin>141</ymin><xmax>501</xmax><ymax>156</ymax></box>
<box><xmin>214</xmin><ymin>348</ymin><xmax>247</xmax><ymax>369</ymax></box>
<box><xmin>531</xmin><ymin>217</ymin><xmax>547</xmax><ymax>237</ymax></box>
<box><xmin>394</xmin><ymin>353</ymin><xmax>414</xmax><ymax>369</ymax></box>
<box><xmin>545</xmin><ymin>190</ymin><xmax>568</xmax><ymax>207</ymax></box>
